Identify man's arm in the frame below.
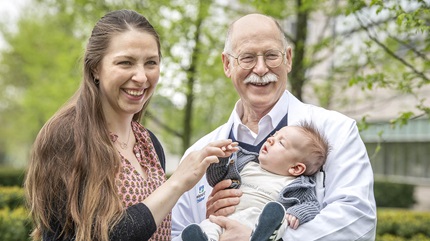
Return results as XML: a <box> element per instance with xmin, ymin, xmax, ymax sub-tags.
<box><xmin>171</xmin><ymin>189</ymin><xmax>199</xmax><ymax>240</ymax></box>
<box><xmin>282</xmin><ymin>120</ymin><xmax>377</xmax><ymax>240</ymax></box>
<box><xmin>212</xmin><ymin>121</ymin><xmax>377</xmax><ymax>241</ymax></box>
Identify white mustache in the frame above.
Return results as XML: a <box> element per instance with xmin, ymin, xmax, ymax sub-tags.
<box><xmin>243</xmin><ymin>73</ymin><xmax>278</xmax><ymax>84</ymax></box>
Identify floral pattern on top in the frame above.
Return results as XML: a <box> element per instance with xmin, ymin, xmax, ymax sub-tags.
<box><xmin>114</xmin><ymin>121</ymin><xmax>171</xmax><ymax>241</ymax></box>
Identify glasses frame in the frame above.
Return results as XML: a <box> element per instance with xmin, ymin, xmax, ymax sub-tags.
<box><xmin>227</xmin><ymin>50</ymin><xmax>286</xmax><ymax>70</ymax></box>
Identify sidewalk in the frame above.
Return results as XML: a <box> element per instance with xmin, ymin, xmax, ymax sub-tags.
<box><xmin>413</xmin><ymin>186</ymin><xmax>430</xmax><ymax>211</ymax></box>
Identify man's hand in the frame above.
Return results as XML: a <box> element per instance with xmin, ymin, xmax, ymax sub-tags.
<box><xmin>209</xmin><ymin>215</ymin><xmax>252</xmax><ymax>241</ymax></box>
<box><xmin>206</xmin><ymin>179</ymin><xmax>242</xmax><ymax>218</ymax></box>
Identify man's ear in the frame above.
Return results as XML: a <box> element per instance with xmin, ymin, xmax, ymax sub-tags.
<box><xmin>222</xmin><ymin>53</ymin><xmax>232</xmax><ymax>78</ymax></box>
<box><xmin>285</xmin><ymin>47</ymin><xmax>292</xmax><ymax>73</ymax></box>
<box><xmin>288</xmin><ymin>163</ymin><xmax>306</xmax><ymax>176</ymax></box>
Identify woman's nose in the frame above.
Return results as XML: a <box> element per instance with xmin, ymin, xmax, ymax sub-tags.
<box><xmin>132</xmin><ymin>65</ymin><xmax>147</xmax><ymax>84</ymax></box>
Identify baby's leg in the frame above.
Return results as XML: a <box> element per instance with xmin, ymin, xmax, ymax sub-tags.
<box><xmin>250</xmin><ymin>201</ymin><xmax>286</xmax><ymax>241</ymax></box>
<box><xmin>181</xmin><ymin>223</ymin><xmax>211</xmax><ymax>241</ymax></box>
<box><xmin>199</xmin><ymin>218</ymin><xmax>223</xmax><ymax>241</ymax></box>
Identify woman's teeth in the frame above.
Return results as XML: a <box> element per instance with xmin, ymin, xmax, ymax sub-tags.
<box><xmin>125</xmin><ymin>89</ymin><xmax>144</xmax><ymax>96</ymax></box>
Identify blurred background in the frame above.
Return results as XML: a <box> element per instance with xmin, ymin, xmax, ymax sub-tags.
<box><xmin>0</xmin><ymin>0</ymin><xmax>429</xmax><ymax>240</ymax></box>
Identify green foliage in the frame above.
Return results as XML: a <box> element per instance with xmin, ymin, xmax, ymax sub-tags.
<box><xmin>0</xmin><ymin>167</ymin><xmax>25</xmax><ymax>187</ymax></box>
<box><xmin>0</xmin><ymin>186</ymin><xmax>25</xmax><ymax>209</ymax></box>
<box><xmin>374</xmin><ymin>181</ymin><xmax>416</xmax><ymax>208</ymax></box>
<box><xmin>389</xmin><ymin>112</ymin><xmax>415</xmax><ymax>128</ymax></box>
<box><xmin>0</xmin><ymin>183</ymin><xmax>429</xmax><ymax>241</ymax></box>
<box><xmin>0</xmin><ymin>6</ymin><xmax>82</xmax><ymax>165</ymax></box>
<box><xmin>0</xmin><ymin>207</ymin><xmax>31</xmax><ymax>241</ymax></box>
<box><xmin>339</xmin><ymin>0</ymin><xmax>430</xmax><ymax>122</ymax></box>
<box><xmin>1</xmin><ymin>0</ymin><xmax>429</xmax><ymax>161</ymax></box>
<box><xmin>0</xmin><ymin>185</ymin><xmax>30</xmax><ymax>240</ymax></box>
<box><xmin>1</xmin><ymin>0</ymin><xmax>240</xmax><ymax>156</ymax></box>
<box><xmin>376</xmin><ymin>208</ymin><xmax>430</xmax><ymax>240</ymax></box>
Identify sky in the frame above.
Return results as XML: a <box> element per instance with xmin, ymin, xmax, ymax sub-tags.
<box><xmin>0</xmin><ymin>0</ymin><xmax>28</xmax><ymax>49</ymax></box>
<box><xmin>0</xmin><ymin>0</ymin><xmax>27</xmax><ymax>19</ymax></box>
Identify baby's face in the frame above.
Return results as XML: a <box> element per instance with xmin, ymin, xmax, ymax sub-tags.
<box><xmin>259</xmin><ymin>126</ymin><xmax>308</xmax><ymax>176</ymax></box>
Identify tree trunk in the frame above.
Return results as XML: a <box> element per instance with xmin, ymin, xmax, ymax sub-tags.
<box><xmin>289</xmin><ymin>0</ymin><xmax>309</xmax><ymax>101</ymax></box>
<box><xmin>182</xmin><ymin>0</ymin><xmax>209</xmax><ymax>153</ymax></box>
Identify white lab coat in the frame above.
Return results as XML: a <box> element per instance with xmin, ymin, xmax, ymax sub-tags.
<box><xmin>171</xmin><ymin>90</ymin><xmax>377</xmax><ymax>241</ymax></box>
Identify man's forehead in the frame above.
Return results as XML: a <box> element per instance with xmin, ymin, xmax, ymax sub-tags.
<box><xmin>230</xmin><ymin>17</ymin><xmax>282</xmax><ymax>51</ymax></box>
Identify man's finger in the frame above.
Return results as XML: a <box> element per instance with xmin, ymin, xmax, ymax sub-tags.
<box><xmin>209</xmin><ymin>215</ymin><xmax>228</xmax><ymax>228</ymax></box>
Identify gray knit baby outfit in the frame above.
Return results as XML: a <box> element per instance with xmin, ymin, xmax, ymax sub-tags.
<box><xmin>206</xmin><ymin>147</ymin><xmax>321</xmax><ymax>225</ymax></box>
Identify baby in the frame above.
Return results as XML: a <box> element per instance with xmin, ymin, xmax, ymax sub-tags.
<box><xmin>182</xmin><ymin>121</ymin><xmax>330</xmax><ymax>241</ymax></box>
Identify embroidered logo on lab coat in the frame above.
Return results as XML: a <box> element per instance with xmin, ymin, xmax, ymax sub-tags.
<box><xmin>196</xmin><ymin>185</ymin><xmax>205</xmax><ymax>203</ymax></box>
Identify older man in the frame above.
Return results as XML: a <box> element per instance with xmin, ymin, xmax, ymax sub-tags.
<box><xmin>172</xmin><ymin>13</ymin><xmax>376</xmax><ymax>241</ymax></box>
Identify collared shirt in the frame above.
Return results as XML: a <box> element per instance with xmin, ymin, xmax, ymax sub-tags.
<box><xmin>232</xmin><ymin>92</ymin><xmax>289</xmax><ymax>145</ymax></box>
<box><xmin>171</xmin><ymin>90</ymin><xmax>377</xmax><ymax>241</ymax></box>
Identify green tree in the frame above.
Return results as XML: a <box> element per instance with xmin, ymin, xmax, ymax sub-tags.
<box><xmin>343</xmin><ymin>0</ymin><xmax>430</xmax><ymax>126</ymax></box>
<box><xmin>244</xmin><ymin>0</ymin><xmax>429</xmax><ymax>127</ymax></box>
<box><xmin>0</xmin><ymin>6</ymin><xmax>83</xmax><ymax>165</ymax></box>
<box><xmin>1</xmin><ymin>0</ymin><xmax>239</xmax><ymax>160</ymax></box>
<box><xmin>1</xmin><ymin>0</ymin><xmax>428</xmax><ymax>166</ymax></box>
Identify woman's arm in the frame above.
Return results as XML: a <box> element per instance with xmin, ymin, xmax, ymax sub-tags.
<box><xmin>143</xmin><ymin>139</ymin><xmax>238</xmax><ymax>226</ymax></box>
<box><xmin>110</xmin><ymin>203</ymin><xmax>157</xmax><ymax>241</ymax></box>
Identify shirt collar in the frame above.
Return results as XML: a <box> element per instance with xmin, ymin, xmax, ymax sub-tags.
<box><xmin>232</xmin><ymin>91</ymin><xmax>289</xmax><ymax>144</ymax></box>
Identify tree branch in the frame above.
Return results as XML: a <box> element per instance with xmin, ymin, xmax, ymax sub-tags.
<box><xmin>354</xmin><ymin>13</ymin><xmax>430</xmax><ymax>83</ymax></box>
<box><xmin>146</xmin><ymin>110</ymin><xmax>183</xmax><ymax>138</ymax></box>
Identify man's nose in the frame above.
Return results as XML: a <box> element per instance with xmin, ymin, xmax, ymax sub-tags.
<box><xmin>252</xmin><ymin>55</ymin><xmax>269</xmax><ymax>75</ymax></box>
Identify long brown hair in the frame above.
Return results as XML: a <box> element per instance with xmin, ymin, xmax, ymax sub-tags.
<box><xmin>25</xmin><ymin>9</ymin><xmax>161</xmax><ymax>241</ymax></box>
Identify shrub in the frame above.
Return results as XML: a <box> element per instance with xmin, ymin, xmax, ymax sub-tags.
<box><xmin>376</xmin><ymin>208</ymin><xmax>430</xmax><ymax>241</ymax></box>
<box><xmin>0</xmin><ymin>167</ymin><xmax>25</xmax><ymax>187</ymax></box>
<box><xmin>0</xmin><ymin>186</ymin><xmax>25</xmax><ymax>209</ymax></box>
<box><xmin>374</xmin><ymin>181</ymin><xmax>416</xmax><ymax>208</ymax></box>
<box><xmin>0</xmin><ymin>207</ymin><xmax>31</xmax><ymax>241</ymax></box>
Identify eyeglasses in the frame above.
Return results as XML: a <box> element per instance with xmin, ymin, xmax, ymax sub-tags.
<box><xmin>228</xmin><ymin>50</ymin><xmax>285</xmax><ymax>70</ymax></box>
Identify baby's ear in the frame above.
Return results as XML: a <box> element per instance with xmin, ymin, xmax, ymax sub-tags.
<box><xmin>288</xmin><ymin>163</ymin><xmax>306</xmax><ymax>176</ymax></box>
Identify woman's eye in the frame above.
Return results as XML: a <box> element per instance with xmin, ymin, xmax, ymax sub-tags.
<box><xmin>146</xmin><ymin>60</ymin><xmax>158</xmax><ymax>65</ymax></box>
<box><xmin>119</xmin><ymin>61</ymin><xmax>132</xmax><ymax>65</ymax></box>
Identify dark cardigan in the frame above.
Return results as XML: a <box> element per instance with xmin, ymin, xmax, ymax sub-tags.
<box><xmin>43</xmin><ymin>130</ymin><xmax>165</xmax><ymax>241</ymax></box>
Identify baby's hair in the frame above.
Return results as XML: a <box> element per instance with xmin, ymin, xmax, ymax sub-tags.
<box><xmin>296</xmin><ymin>121</ymin><xmax>331</xmax><ymax>175</ymax></box>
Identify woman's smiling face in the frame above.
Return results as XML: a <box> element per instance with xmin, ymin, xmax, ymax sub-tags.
<box><xmin>95</xmin><ymin>29</ymin><xmax>160</xmax><ymax>119</ymax></box>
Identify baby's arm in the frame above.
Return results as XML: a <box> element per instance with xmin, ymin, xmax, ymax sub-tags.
<box><xmin>279</xmin><ymin>176</ymin><xmax>321</xmax><ymax>230</ymax></box>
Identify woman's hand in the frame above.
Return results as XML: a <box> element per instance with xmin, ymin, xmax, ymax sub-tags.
<box><xmin>144</xmin><ymin>140</ymin><xmax>238</xmax><ymax>227</ymax></box>
<box><xmin>209</xmin><ymin>215</ymin><xmax>252</xmax><ymax>241</ymax></box>
<box><xmin>206</xmin><ymin>179</ymin><xmax>242</xmax><ymax>218</ymax></box>
<box><xmin>170</xmin><ymin>140</ymin><xmax>238</xmax><ymax>193</ymax></box>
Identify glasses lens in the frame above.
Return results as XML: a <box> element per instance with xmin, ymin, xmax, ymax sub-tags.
<box><xmin>238</xmin><ymin>53</ymin><xmax>255</xmax><ymax>69</ymax></box>
<box><xmin>265</xmin><ymin>50</ymin><xmax>283</xmax><ymax>67</ymax></box>
<box><xmin>237</xmin><ymin>50</ymin><xmax>283</xmax><ymax>69</ymax></box>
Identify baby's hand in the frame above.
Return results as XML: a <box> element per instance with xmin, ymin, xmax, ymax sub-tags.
<box><xmin>220</xmin><ymin>141</ymin><xmax>239</xmax><ymax>155</ymax></box>
<box><xmin>286</xmin><ymin>214</ymin><xmax>300</xmax><ymax>229</ymax></box>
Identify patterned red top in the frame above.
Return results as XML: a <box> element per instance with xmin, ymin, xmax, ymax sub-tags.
<box><xmin>113</xmin><ymin>121</ymin><xmax>171</xmax><ymax>241</ymax></box>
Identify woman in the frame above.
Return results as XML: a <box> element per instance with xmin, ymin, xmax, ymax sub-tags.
<box><xmin>25</xmin><ymin>9</ymin><xmax>237</xmax><ymax>241</ymax></box>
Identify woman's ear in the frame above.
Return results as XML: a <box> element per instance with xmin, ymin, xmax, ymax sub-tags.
<box><xmin>92</xmin><ymin>66</ymin><xmax>100</xmax><ymax>80</ymax></box>
<box><xmin>288</xmin><ymin>163</ymin><xmax>306</xmax><ymax>176</ymax></box>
